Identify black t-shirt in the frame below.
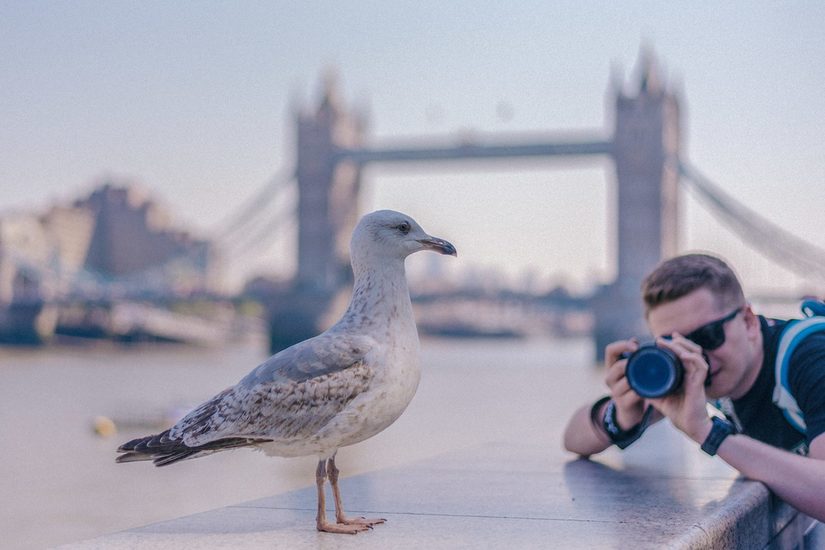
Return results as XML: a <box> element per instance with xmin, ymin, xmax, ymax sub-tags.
<box><xmin>731</xmin><ymin>316</ymin><xmax>825</xmax><ymax>452</ymax></box>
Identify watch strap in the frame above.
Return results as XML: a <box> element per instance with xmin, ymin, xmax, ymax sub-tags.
<box><xmin>602</xmin><ymin>399</ymin><xmax>652</xmax><ymax>450</ymax></box>
<box><xmin>700</xmin><ymin>416</ymin><xmax>738</xmax><ymax>456</ymax></box>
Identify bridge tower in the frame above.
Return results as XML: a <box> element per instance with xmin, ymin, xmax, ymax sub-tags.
<box><xmin>269</xmin><ymin>73</ymin><xmax>365</xmax><ymax>352</ymax></box>
<box><xmin>295</xmin><ymin>72</ymin><xmax>365</xmax><ymax>290</ymax></box>
<box><xmin>593</xmin><ymin>52</ymin><xmax>681</xmax><ymax>356</ymax></box>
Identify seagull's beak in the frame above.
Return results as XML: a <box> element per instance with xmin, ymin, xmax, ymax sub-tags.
<box><xmin>417</xmin><ymin>236</ymin><xmax>457</xmax><ymax>257</ymax></box>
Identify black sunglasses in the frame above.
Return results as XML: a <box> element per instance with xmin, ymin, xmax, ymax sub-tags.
<box><xmin>682</xmin><ymin>307</ymin><xmax>744</xmax><ymax>351</ymax></box>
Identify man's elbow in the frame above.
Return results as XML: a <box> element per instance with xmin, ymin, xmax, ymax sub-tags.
<box><xmin>562</xmin><ymin>427</ymin><xmax>592</xmax><ymax>457</ymax></box>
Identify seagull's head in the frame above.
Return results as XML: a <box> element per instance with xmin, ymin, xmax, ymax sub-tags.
<box><xmin>350</xmin><ymin>210</ymin><xmax>457</xmax><ymax>266</ymax></box>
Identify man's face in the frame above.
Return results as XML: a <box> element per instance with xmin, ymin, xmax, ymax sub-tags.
<box><xmin>646</xmin><ymin>288</ymin><xmax>761</xmax><ymax>399</ymax></box>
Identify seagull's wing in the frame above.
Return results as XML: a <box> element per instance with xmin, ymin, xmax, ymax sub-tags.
<box><xmin>170</xmin><ymin>331</ymin><xmax>379</xmax><ymax>446</ymax></box>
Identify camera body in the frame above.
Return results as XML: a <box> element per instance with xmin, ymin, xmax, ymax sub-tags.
<box><xmin>624</xmin><ymin>344</ymin><xmax>684</xmax><ymax>398</ymax></box>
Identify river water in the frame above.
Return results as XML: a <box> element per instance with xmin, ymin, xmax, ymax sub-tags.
<box><xmin>0</xmin><ymin>336</ymin><xmax>602</xmax><ymax>549</ymax></box>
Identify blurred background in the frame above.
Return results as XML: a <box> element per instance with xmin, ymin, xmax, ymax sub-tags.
<box><xmin>1</xmin><ymin>2</ymin><xmax>823</xmax><ymax>548</ymax></box>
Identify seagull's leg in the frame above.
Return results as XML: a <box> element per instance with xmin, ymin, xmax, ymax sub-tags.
<box><xmin>315</xmin><ymin>458</ymin><xmax>370</xmax><ymax>534</ymax></box>
<box><xmin>327</xmin><ymin>454</ymin><xmax>386</xmax><ymax>528</ymax></box>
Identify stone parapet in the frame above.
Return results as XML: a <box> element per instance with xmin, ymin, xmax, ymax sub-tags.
<box><xmin>63</xmin><ymin>426</ymin><xmax>816</xmax><ymax>550</ymax></box>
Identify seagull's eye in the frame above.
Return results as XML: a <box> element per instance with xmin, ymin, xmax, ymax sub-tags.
<box><xmin>396</xmin><ymin>222</ymin><xmax>411</xmax><ymax>235</ymax></box>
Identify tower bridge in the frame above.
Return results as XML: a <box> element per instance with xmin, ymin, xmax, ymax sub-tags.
<box><xmin>3</xmin><ymin>52</ymin><xmax>822</xmax><ymax>352</ymax></box>
<box><xmin>270</xmin><ymin>54</ymin><xmax>680</xmax><ymax>356</ymax></box>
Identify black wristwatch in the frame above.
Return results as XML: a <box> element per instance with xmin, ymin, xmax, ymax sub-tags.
<box><xmin>700</xmin><ymin>416</ymin><xmax>738</xmax><ymax>456</ymax></box>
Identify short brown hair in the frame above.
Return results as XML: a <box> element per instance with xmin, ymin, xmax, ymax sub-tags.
<box><xmin>641</xmin><ymin>253</ymin><xmax>745</xmax><ymax>316</ymax></box>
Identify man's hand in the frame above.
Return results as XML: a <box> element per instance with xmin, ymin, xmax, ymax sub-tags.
<box><xmin>604</xmin><ymin>339</ymin><xmax>646</xmax><ymax>430</ymax></box>
<box><xmin>649</xmin><ymin>334</ymin><xmax>713</xmax><ymax>443</ymax></box>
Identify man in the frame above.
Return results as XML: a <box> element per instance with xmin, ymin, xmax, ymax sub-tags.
<box><xmin>563</xmin><ymin>253</ymin><xmax>825</xmax><ymax>522</ymax></box>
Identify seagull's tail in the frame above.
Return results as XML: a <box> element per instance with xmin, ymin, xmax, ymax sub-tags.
<box><xmin>116</xmin><ymin>429</ymin><xmax>268</xmax><ymax>467</ymax></box>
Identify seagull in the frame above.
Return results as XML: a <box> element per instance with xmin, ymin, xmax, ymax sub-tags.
<box><xmin>116</xmin><ymin>210</ymin><xmax>456</xmax><ymax>534</ymax></box>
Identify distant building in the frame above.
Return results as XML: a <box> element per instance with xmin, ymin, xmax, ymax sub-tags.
<box><xmin>0</xmin><ymin>212</ymin><xmax>57</xmax><ymax>304</ymax></box>
<box><xmin>74</xmin><ymin>183</ymin><xmax>217</xmax><ymax>295</ymax></box>
<box><xmin>0</xmin><ymin>181</ymin><xmax>219</xmax><ymax>303</ymax></box>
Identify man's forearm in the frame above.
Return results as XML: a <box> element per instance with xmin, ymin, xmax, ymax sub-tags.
<box><xmin>563</xmin><ymin>401</ymin><xmax>612</xmax><ymax>456</ymax></box>
<box><xmin>706</xmin><ymin>433</ymin><xmax>825</xmax><ymax>522</ymax></box>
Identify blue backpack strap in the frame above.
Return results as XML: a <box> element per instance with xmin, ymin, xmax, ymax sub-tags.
<box><xmin>772</xmin><ymin>301</ymin><xmax>825</xmax><ymax>434</ymax></box>
<box><xmin>801</xmin><ymin>299</ymin><xmax>825</xmax><ymax>317</ymax></box>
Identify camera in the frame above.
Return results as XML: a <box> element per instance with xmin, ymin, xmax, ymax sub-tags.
<box><xmin>622</xmin><ymin>343</ymin><xmax>711</xmax><ymax>398</ymax></box>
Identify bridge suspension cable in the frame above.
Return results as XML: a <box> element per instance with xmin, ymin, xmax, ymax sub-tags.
<box><xmin>679</xmin><ymin>162</ymin><xmax>825</xmax><ymax>281</ymax></box>
<box><xmin>210</xmin><ymin>168</ymin><xmax>296</xmax><ymax>244</ymax></box>
<box><xmin>226</xmin><ymin>185</ymin><xmax>297</xmax><ymax>260</ymax></box>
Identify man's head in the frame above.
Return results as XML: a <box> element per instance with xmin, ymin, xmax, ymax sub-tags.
<box><xmin>641</xmin><ymin>254</ymin><xmax>762</xmax><ymax>399</ymax></box>
<box><xmin>642</xmin><ymin>253</ymin><xmax>745</xmax><ymax>317</ymax></box>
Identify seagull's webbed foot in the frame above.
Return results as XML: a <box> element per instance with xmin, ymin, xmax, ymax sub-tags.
<box><xmin>337</xmin><ymin>515</ymin><xmax>386</xmax><ymax>528</ymax></box>
<box><xmin>317</xmin><ymin>519</ymin><xmax>373</xmax><ymax>534</ymax></box>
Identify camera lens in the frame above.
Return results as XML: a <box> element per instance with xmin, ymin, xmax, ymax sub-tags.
<box><xmin>625</xmin><ymin>345</ymin><xmax>684</xmax><ymax>398</ymax></box>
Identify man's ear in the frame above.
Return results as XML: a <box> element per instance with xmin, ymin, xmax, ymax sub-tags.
<box><xmin>743</xmin><ymin>304</ymin><xmax>759</xmax><ymax>334</ymax></box>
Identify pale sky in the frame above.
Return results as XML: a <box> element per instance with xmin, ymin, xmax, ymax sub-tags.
<box><xmin>2</xmin><ymin>2</ymin><xmax>823</xmax><ymax>295</ymax></box>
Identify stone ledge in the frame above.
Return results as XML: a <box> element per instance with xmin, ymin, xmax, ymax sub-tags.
<box><xmin>63</xmin><ymin>427</ymin><xmax>815</xmax><ymax>549</ymax></box>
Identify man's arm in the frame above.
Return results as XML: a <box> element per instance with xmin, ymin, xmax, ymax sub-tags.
<box><xmin>696</xmin><ymin>426</ymin><xmax>825</xmax><ymax>521</ymax></box>
<box><xmin>563</xmin><ymin>399</ymin><xmax>612</xmax><ymax>456</ymax></box>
